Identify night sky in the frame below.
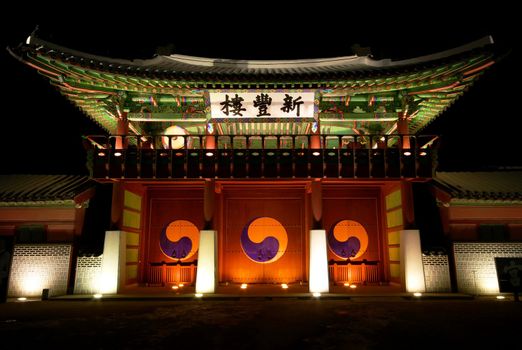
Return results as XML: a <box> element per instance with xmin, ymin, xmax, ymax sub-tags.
<box><xmin>1</xmin><ymin>9</ymin><xmax>519</xmax><ymax>175</ymax></box>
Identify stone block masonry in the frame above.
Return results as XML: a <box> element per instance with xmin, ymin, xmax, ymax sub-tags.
<box><xmin>453</xmin><ymin>242</ymin><xmax>522</xmax><ymax>294</ymax></box>
<box><xmin>7</xmin><ymin>244</ymin><xmax>72</xmax><ymax>297</ymax></box>
<box><xmin>74</xmin><ymin>255</ymin><xmax>103</xmax><ymax>294</ymax></box>
<box><xmin>422</xmin><ymin>254</ymin><xmax>451</xmax><ymax>292</ymax></box>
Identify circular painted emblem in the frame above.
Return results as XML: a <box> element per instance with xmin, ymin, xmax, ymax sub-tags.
<box><xmin>159</xmin><ymin>220</ymin><xmax>199</xmax><ymax>261</ymax></box>
<box><xmin>328</xmin><ymin>220</ymin><xmax>369</xmax><ymax>259</ymax></box>
<box><xmin>241</xmin><ymin>217</ymin><xmax>288</xmax><ymax>264</ymax></box>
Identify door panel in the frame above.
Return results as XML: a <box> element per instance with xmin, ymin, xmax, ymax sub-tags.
<box><xmin>222</xmin><ymin>190</ymin><xmax>305</xmax><ymax>283</ymax></box>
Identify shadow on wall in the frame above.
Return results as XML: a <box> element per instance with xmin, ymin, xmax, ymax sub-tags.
<box><xmin>78</xmin><ymin>183</ymin><xmax>113</xmax><ymax>256</ymax></box>
<box><xmin>0</xmin><ymin>237</ymin><xmax>14</xmax><ymax>302</ymax></box>
<box><xmin>412</xmin><ymin>182</ymin><xmax>446</xmax><ymax>251</ymax></box>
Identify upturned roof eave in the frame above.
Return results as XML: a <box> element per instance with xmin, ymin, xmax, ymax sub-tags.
<box><xmin>17</xmin><ymin>34</ymin><xmax>495</xmax><ymax>77</ymax></box>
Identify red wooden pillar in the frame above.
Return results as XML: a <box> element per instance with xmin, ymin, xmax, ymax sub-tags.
<box><xmin>204</xmin><ymin>179</ymin><xmax>215</xmax><ymax>230</ymax></box>
<box><xmin>397</xmin><ymin>112</ymin><xmax>410</xmax><ymax>149</ymax></box>
<box><xmin>110</xmin><ymin>181</ymin><xmax>123</xmax><ymax>230</ymax></box>
<box><xmin>115</xmin><ymin>112</ymin><xmax>129</xmax><ymax>149</ymax></box>
<box><xmin>311</xmin><ymin>179</ymin><xmax>322</xmax><ymax>229</ymax></box>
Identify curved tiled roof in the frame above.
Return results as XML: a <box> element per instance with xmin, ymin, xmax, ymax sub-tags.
<box><xmin>434</xmin><ymin>171</ymin><xmax>522</xmax><ymax>202</ymax></box>
<box><xmin>15</xmin><ymin>35</ymin><xmax>494</xmax><ymax>78</ymax></box>
<box><xmin>7</xmin><ymin>33</ymin><xmax>498</xmax><ymax>136</ymax></box>
<box><xmin>0</xmin><ymin>175</ymin><xmax>94</xmax><ymax>205</ymax></box>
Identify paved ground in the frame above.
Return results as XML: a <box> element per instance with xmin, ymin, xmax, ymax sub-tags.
<box><xmin>1</xmin><ymin>297</ymin><xmax>520</xmax><ymax>349</ymax></box>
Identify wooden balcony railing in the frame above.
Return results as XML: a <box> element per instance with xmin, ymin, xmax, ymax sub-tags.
<box><xmin>86</xmin><ymin>134</ymin><xmax>437</xmax><ymax>179</ymax></box>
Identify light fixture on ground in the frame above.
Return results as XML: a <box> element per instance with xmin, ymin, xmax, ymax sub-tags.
<box><xmin>313</xmin><ymin>292</ymin><xmax>321</xmax><ymax>297</ymax></box>
<box><xmin>172</xmin><ymin>285</ymin><xmax>179</xmax><ymax>290</ymax></box>
<box><xmin>343</xmin><ymin>282</ymin><xmax>350</xmax><ymax>287</ymax></box>
<box><xmin>93</xmin><ymin>294</ymin><xmax>103</xmax><ymax>299</ymax></box>
<box><xmin>17</xmin><ymin>297</ymin><xmax>27</xmax><ymax>302</ymax></box>
<box><xmin>195</xmin><ymin>293</ymin><xmax>203</xmax><ymax>298</ymax></box>
<box><xmin>496</xmin><ymin>295</ymin><xmax>506</xmax><ymax>300</ymax></box>
<box><xmin>240</xmin><ymin>283</ymin><xmax>248</xmax><ymax>289</ymax></box>
<box><xmin>349</xmin><ymin>284</ymin><xmax>357</xmax><ymax>289</ymax></box>
<box><xmin>413</xmin><ymin>292</ymin><xmax>422</xmax><ymax>297</ymax></box>
<box><xmin>178</xmin><ymin>283</ymin><xmax>184</xmax><ymax>288</ymax></box>
<box><xmin>281</xmin><ymin>283</ymin><xmax>289</xmax><ymax>289</ymax></box>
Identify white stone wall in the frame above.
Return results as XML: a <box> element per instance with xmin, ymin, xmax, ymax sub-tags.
<box><xmin>454</xmin><ymin>242</ymin><xmax>522</xmax><ymax>294</ymax></box>
<box><xmin>422</xmin><ymin>254</ymin><xmax>451</xmax><ymax>292</ymax></box>
<box><xmin>8</xmin><ymin>244</ymin><xmax>72</xmax><ymax>297</ymax></box>
<box><xmin>74</xmin><ymin>255</ymin><xmax>103</xmax><ymax>294</ymax></box>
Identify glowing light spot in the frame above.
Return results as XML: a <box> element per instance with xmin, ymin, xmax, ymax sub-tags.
<box><xmin>93</xmin><ymin>294</ymin><xmax>103</xmax><ymax>299</ymax></box>
<box><xmin>240</xmin><ymin>283</ymin><xmax>248</xmax><ymax>289</ymax></box>
<box><xmin>350</xmin><ymin>284</ymin><xmax>357</xmax><ymax>289</ymax></box>
<box><xmin>343</xmin><ymin>282</ymin><xmax>350</xmax><ymax>287</ymax></box>
<box><xmin>496</xmin><ymin>295</ymin><xmax>506</xmax><ymax>300</ymax></box>
<box><xmin>17</xmin><ymin>297</ymin><xmax>27</xmax><ymax>302</ymax></box>
<box><xmin>20</xmin><ymin>272</ymin><xmax>44</xmax><ymax>296</ymax></box>
<box><xmin>313</xmin><ymin>292</ymin><xmax>321</xmax><ymax>297</ymax></box>
<box><xmin>413</xmin><ymin>292</ymin><xmax>422</xmax><ymax>297</ymax></box>
<box><xmin>172</xmin><ymin>285</ymin><xmax>179</xmax><ymax>290</ymax></box>
<box><xmin>162</xmin><ymin>125</ymin><xmax>189</xmax><ymax>149</ymax></box>
<box><xmin>281</xmin><ymin>283</ymin><xmax>289</xmax><ymax>289</ymax></box>
<box><xmin>195</xmin><ymin>293</ymin><xmax>203</xmax><ymax>298</ymax></box>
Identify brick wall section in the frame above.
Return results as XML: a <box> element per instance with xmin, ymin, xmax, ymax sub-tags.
<box><xmin>8</xmin><ymin>244</ymin><xmax>72</xmax><ymax>297</ymax></box>
<box><xmin>422</xmin><ymin>254</ymin><xmax>451</xmax><ymax>292</ymax></box>
<box><xmin>74</xmin><ymin>255</ymin><xmax>103</xmax><ymax>294</ymax></box>
<box><xmin>453</xmin><ymin>242</ymin><xmax>522</xmax><ymax>294</ymax></box>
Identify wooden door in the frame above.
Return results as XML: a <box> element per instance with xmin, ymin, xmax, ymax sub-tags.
<box><xmin>221</xmin><ymin>187</ymin><xmax>305</xmax><ymax>283</ymax></box>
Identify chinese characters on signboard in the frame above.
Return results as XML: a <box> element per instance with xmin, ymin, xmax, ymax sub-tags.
<box><xmin>210</xmin><ymin>92</ymin><xmax>315</xmax><ymax>119</ymax></box>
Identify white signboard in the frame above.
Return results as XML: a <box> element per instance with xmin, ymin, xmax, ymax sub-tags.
<box><xmin>209</xmin><ymin>92</ymin><xmax>315</xmax><ymax>120</ymax></box>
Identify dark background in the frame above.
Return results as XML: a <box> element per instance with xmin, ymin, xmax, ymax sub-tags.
<box><xmin>1</xmin><ymin>7</ymin><xmax>519</xmax><ymax>175</ymax></box>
